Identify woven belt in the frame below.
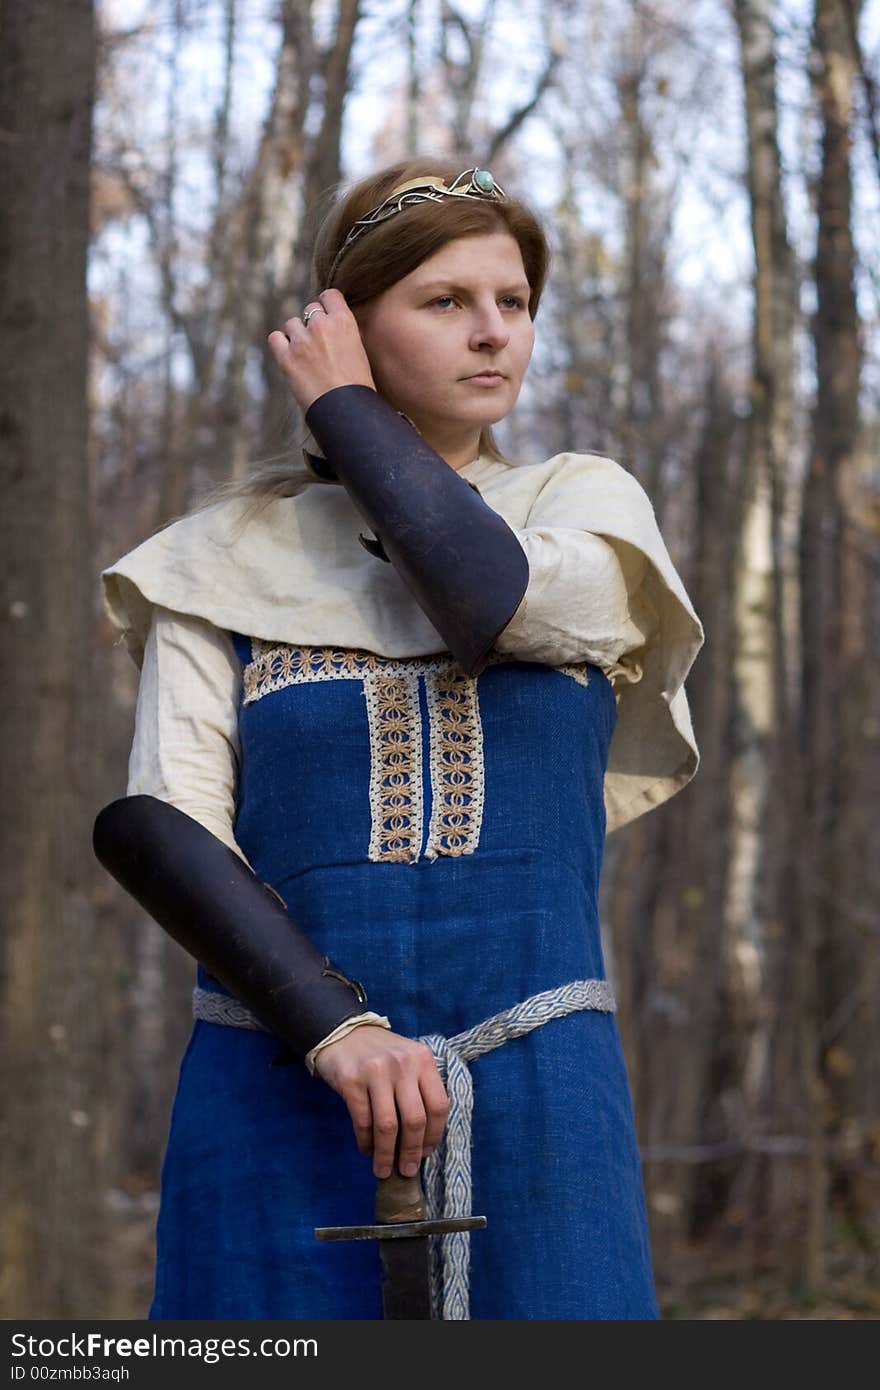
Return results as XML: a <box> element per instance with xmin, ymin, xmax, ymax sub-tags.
<box><xmin>192</xmin><ymin>976</ymin><xmax>616</xmax><ymax>1319</ymax></box>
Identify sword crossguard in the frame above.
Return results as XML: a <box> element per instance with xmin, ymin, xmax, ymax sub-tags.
<box><xmin>313</xmin><ymin>1157</ymin><xmax>487</xmax><ymax>1319</ymax></box>
<box><xmin>314</xmin><ymin>1159</ymin><xmax>487</xmax><ymax>1242</ymax></box>
<box><xmin>314</xmin><ymin>1215</ymin><xmax>487</xmax><ymax>1242</ymax></box>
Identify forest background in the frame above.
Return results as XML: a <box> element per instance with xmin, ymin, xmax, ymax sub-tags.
<box><xmin>1</xmin><ymin>0</ymin><xmax>878</xmax><ymax>1319</ymax></box>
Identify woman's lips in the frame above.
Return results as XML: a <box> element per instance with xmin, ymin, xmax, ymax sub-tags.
<box><xmin>465</xmin><ymin>374</ymin><xmax>506</xmax><ymax>386</ymax></box>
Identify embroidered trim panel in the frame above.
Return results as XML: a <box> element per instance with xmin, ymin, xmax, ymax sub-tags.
<box><xmin>362</xmin><ymin>669</ymin><xmax>424</xmax><ymax>864</ymax></box>
<box><xmin>242</xmin><ymin>640</ymin><xmax>591</xmax><ymax>701</ymax></box>
<box><xmin>242</xmin><ymin>640</ymin><xmax>508</xmax><ymax>701</ymax></box>
<box><xmin>423</xmin><ymin>667</ymin><xmax>485</xmax><ymax>861</ymax></box>
<box><xmin>555</xmin><ymin>662</ymin><xmax>590</xmax><ymax>687</ymax></box>
<box><xmin>241</xmin><ymin>641</ymin><xmax>590</xmax><ymax>863</ymax></box>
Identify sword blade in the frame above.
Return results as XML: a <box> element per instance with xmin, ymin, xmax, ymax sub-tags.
<box><xmin>379</xmin><ymin>1232</ymin><xmax>433</xmax><ymax>1319</ymax></box>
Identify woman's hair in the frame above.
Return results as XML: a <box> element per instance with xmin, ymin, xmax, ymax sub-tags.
<box><xmin>185</xmin><ymin>156</ymin><xmax>552</xmax><ymax>526</ymax></box>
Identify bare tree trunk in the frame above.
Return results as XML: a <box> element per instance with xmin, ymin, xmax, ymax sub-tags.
<box><xmin>434</xmin><ymin>0</ymin><xmax>561</xmax><ymax>167</ymax></box>
<box><xmin>0</xmin><ymin>0</ymin><xmax>107</xmax><ymax>1315</ymax></box>
<box><xmin>212</xmin><ymin>0</ymin><xmax>312</xmax><ymax>484</ymax></box>
<box><xmin>149</xmin><ymin>0</ymin><xmax>241</xmax><ymax>522</ymax></box>
<box><xmin>259</xmin><ymin>0</ymin><xmax>363</xmax><ymax>459</ymax></box>
<box><xmin>730</xmin><ymin>0</ymin><xmax>798</xmax><ymax>1278</ymax></box>
<box><xmin>406</xmin><ymin>0</ymin><xmax>423</xmax><ymax>155</ymax></box>
<box><xmin>616</xmin><ymin>6</ymin><xmax>671</xmax><ymax>503</ymax></box>
<box><xmin>440</xmin><ymin>0</ymin><xmax>496</xmax><ymax>154</ymax></box>
<box><xmin>547</xmin><ymin>132</ymin><xmax>615</xmax><ymax>459</ymax></box>
<box><xmin>797</xmin><ymin>0</ymin><xmax>863</xmax><ymax>1291</ymax></box>
<box><xmin>145</xmin><ymin>0</ymin><xmax>336</xmax><ymax>511</ymax></box>
<box><xmin>155</xmin><ymin>0</ymin><xmax>194</xmax><ymax>526</ymax></box>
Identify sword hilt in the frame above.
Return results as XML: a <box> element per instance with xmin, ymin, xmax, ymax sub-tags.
<box><xmin>375</xmin><ymin>1164</ymin><xmax>427</xmax><ymax>1225</ymax></box>
<box><xmin>314</xmin><ymin>1155</ymin><xmax>487</xmax><ymax>1242</ymax></box>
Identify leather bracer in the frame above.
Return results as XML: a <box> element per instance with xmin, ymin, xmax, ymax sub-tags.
<box><xmin>92</xmin><ymin>795</ymin><xmax>371</xmax><ymax>1060</ymax></box>
<box><xmin>304</xmin><ymin>385</ymin><xmax>529</xmax><ymax>677</ymax></box>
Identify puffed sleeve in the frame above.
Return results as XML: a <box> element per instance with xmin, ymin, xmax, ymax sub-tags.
<box><xmin>126</xmin><ymin>606</ymin><xmax>254</xmax><ymax>868</ymax></box>
<box><xmin>481</xmin><ymin>452</ymin><xmax>704</xmax><ymax>832</ymax></box>
<box><xmin>493</xmin><ymin>526</ymin><xmax>651</xmax><ymax>684</ymax></box>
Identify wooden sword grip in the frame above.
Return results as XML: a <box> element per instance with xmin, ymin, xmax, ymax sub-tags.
<box><xmin>375</xmin><ymin>1161</ymin><xmax>427</xmax><ymax>1225</ymax></box>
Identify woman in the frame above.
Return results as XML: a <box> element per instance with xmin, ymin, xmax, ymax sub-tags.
<box><xmin>96</xmin><ymin>158</ymin><xmax>704</xmax><ymax>1320</ymax></box>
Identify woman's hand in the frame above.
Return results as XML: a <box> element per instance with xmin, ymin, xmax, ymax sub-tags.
<box><xmin>313</xmin><ymin>1025</ymin><xmax>450</xmax><ymax>1179</ymax></box>
<box><xmin>267</xmin><ymin>288</ymin><xmax>377</xmax><ymax>414</ymax></box>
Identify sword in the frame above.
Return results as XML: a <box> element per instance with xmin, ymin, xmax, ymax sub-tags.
<box><xmin>315</xmin><ymin>1157</ymin><xmax>487</xmax><ymax>1319</ymax></box>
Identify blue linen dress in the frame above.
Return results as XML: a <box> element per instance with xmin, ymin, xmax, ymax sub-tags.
<box><xmin>148</xmin><ymin>633</ymin><xmax>660</xmax><ymax>1320</ymax></box>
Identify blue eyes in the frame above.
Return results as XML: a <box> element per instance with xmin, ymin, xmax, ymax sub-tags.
<box><xmin>430</xmin><ymin>295</ymin><xmax>526</xmax><ymax>310</ymax></box>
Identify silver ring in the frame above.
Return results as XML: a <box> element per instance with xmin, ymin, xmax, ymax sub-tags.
<box><xmin>302</xmin><ymin>304</ymin><xmax>326</xmax><ymax>327</ymax></box>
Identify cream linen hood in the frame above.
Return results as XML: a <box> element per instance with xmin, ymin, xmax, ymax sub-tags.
<box><xmin>102</xmin><ymin>451</ymin><xmax>705</xmax><ymax>834</ymax></box>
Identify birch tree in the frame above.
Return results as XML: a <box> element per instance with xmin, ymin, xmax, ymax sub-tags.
<box><xmin>727</xmin><ymin>0</ymin><xmax>798</xmax><ymax>1274</ymax></box>
<box><xmin>797</xmin><ymin>0</ymin><xmax>864</xmax><ymax>1289</ymax></box>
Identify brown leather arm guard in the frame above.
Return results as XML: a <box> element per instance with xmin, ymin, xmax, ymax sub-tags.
<box><xmin>92</xmin><ymin>794</ymin><xmax>371</xmax><ymax>1062</ymax></box>
<box><xmin>303</xmin><ymin>385</ymin><xmax>530</xmax><ymax>677</ymax></box>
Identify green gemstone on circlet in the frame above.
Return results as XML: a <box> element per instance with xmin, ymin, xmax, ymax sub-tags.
<box><xmin>473</xmin><ymin>169</ymin><xmax>495</xmax><ymax>194</ymax></box>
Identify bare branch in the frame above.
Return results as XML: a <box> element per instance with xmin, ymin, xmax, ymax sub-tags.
<box><xmin>841</xmin><ymin>0</ymin><xmax>880</xmax><ymax>178</ymax></box>
<box><xmin>485</xmin><ymin>49</ymin><xmax>562</xmax><ymax>162</ymax></box>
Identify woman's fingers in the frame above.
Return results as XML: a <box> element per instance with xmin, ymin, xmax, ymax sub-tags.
<box><xmin>370</xmin><ymin>1047</ymin><xmax>449</xmax><ymax>1177</ymax></box>
<box><xmin>345</xmin><ymin>1083</ymin><xmax>374</xmax><ymax>1160</ymax></box>
<box><xmin>391</xmin><ymin>1075</ymin><xmax>429</xmax><ymax>1178</ymax></box>
<box><xmin>266</xmin><ymin>327</ymin><xmax>290</xmax><ymax>354</ymax></box>
<box><xmin>266</xmin><ymin>325</ymin><xmax>304</xmax><ymax>371</ymax></box>
<box><xmin>275</xmin><ymin>291</ymin><xmax>342</xmax><ymax>348</ymax></box>
<box><xmin>265</xmin><ymin>292</ymin><xmax>375</xmax><ymax>414</ymax></box>
<box><xmin>315</xmin><ymin>287</ymin><xmax>347</xmax><ymax>315</ymax></box>
<box><xmin>317</xmin><ymin>1029</ymin><xmax>450</xmax><ymax>1178</ymax></box>
<box><xmin>366</xmin><ymin>1060</ymin><xmax>432</xmax><ymax>1179</ymax></box>
<box><xmin>419</xmin><ymin>1055</ymin><xmax>451</xmax><ymax>1154</ymax></box>
<box><xmin>367</xmin><ymin>1075</ymin><xmax>402</xmax><ymax>1179</ymax></box>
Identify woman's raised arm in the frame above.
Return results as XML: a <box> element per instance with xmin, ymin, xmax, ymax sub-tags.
<box><xmin>492</xmin><ymin>526</ymin><xmax>652</xmax><ymax>680</ymax></box>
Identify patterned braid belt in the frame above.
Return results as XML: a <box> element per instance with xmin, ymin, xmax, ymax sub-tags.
<box><xmin>191</xmin><ymin>977</ymin><xmax>616</xmax><ymax>1320</ymax></box>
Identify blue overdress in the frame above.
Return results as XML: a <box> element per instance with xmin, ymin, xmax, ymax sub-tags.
<box><xmin>148</xmin><ymin>635</ymin><xmax>660</xmax><ymax>1320</ymax></box>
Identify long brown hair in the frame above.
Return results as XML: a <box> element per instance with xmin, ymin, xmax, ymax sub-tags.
<box><xmin>187</xmin><ymin>157</ymin><xmax>552</xmax><ymax>525</ymax></box>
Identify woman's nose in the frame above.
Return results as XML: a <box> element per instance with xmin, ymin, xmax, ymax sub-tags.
<box><xmin>470</xmin><ymin>305</ymin><xmax>510</xmax><ymax>347</ymax></box>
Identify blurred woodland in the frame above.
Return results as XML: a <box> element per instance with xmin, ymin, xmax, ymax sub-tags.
<box><xmin>1</xmin><ymin>0</ymin><xmax>879</xmax><ymax>1319</ymax></box>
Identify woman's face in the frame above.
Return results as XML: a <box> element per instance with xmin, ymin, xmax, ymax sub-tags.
<box><xmin>353</xmin><ymin>231</ymin><xmax>535</xmax><ymax>451</ymax></box>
